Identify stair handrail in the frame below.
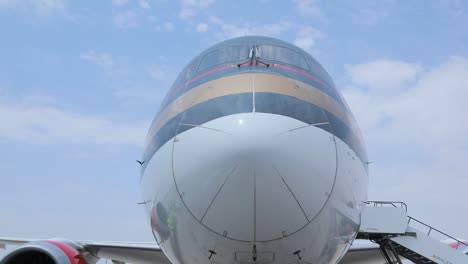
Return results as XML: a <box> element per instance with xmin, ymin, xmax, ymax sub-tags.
<box><xmin>407</xmin><ymin>216</ymin><xmax>468</xmax><ymax>250</ymax></box>
<box><xmin>363</xmin><ymin>201</ymin><xmax>408</xmax><ymax>212</ymax></box>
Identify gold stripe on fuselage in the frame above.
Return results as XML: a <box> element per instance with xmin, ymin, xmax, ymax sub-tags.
<box><xmin>147</xmin><ymin>73</ymin><xmax>359</xmax><ymax>145</ymax></box>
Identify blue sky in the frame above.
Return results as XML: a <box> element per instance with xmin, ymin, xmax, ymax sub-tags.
<box><xmin>0</xmin><ymin>0</ymin><xmax>468</xmax><ymax>246</ymax></box>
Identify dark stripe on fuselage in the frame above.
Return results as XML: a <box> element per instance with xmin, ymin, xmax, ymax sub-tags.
<box><xmin>143</xmin><ymin>93</ymin><xmax>253</xmax><ymax>165</ymax></box>
<box><xmin>255</xmin><ymin>93</ymin><xmax>367</xmax><ymax>164</ymax></box>
<box><xmin>148</xmin><ymin>73</ymin><xmax>357</xmax><ymax>143</ymax></box>
<box><xmin>143</xmin><ymin>93</ymin><xmax>367</xmax><ymax>170</ymax></box>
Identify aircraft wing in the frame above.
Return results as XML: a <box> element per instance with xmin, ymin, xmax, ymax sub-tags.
<box><xmin>0</xmin><ymin>237</ymin><xmax>386</xmax><ymax>264</ymax></box>
<box><xmin>80</xmin><ymin>241</ymin><xmax>170</xmax><ymax>264</ymax></box>
<box><xmin>0</xmin><ymin>237</ymin><xmax>30</xmax><ymax>247</ymax></box>
<box><xmin>88</xmin><ymin>240</ymin><xmax>385</xmax><ymax>264</ymax></box>
<box><xmin>0</xmin><ymin>237</ymin><xmax>171</xmax><ymax>264</ymax></box>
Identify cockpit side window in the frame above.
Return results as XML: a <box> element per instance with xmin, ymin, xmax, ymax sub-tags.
<box><xmin>198</xmin><ymin>45</ymin><xmax>250</xmax><ymax>71</ymax></box>
<box><xmin>307</xmin><ymin>57</ymin><xmax>334</xmax><ymax>86</ymax></box>
<box><xmin>257</xmin><ymin>45</ymin><xmax>310</xmax><ymax>70</ymax></box>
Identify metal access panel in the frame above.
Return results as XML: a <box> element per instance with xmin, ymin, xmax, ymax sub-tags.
<box><xmin>359</xmin><ymin>206</ymin><xmax>408</xmax><ymax>234</ymax></box>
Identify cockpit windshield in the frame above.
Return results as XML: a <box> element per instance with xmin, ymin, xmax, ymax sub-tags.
<box><xmin>197</xmin><ymin>44</ymin><xmax>310</xmax><ymax>71</ymax></box>
<box><xmin>256</xmin><ymin>45</ymin><xmax>310</xmax><ymax>70</ymax></box>
<box><xmin>198</xmin><ymin>45</ymin><xmax>250</xmax><ymax>71</ymax></box>
<box><xmin>164</xmin><ymin>36</ymin><xmax>337</xmax><ymax>107</ymax></box>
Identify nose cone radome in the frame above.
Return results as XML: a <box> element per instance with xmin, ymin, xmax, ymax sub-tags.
<box><xmin>172</xmin><ymin>113</ymin><xmax>337</xmax><ymax>242</ymax></box>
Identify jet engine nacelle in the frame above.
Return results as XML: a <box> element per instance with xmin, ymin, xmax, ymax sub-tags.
<box><xmin>0</xmin><ymin>240</ymin><xmax>96</xmax><ymax>264</ymax></box>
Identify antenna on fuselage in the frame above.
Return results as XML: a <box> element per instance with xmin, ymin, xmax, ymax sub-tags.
<box><xmin>293</xmin><ymin>250</ymin><xmax>302</xmax><ymax>260</ymax></box>
<box><xmin>138</xmin><ymin>200</ymin><xmax>150</xmax><ymax>205</ymax></box>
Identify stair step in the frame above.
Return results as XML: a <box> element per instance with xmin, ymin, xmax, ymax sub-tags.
<box><xmin>359</xmin><ymin>202</ymin><xmax>468</xmax><ymax>264</ymax></box>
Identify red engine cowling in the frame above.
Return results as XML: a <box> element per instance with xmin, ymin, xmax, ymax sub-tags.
<box><xmin>448</xmin><ymin>240</ymin><xmax>468</xmax><ymax>255</ymax></box>
<box><xmin>0</xmin><ymin>240</ymin><xmax>96</xmax><ymax>264</ymax></box>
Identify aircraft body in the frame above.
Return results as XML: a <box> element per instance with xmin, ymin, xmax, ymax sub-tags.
<box><xmin>141</xmin><ymin>36</ymin><xmax>368</xmax><ymax>264</ymax></box>
<box><xmin>2</xmin><ymin>36</ymin><xmax>426</xmax><ymax>264</ymax></box>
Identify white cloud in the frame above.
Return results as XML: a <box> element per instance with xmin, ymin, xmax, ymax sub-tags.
<box><xmin>342</xmin><ymin>57</ymin><xmax>468</xmax><ymax>237</ymax></box>
<box><xmin>293</xmin><ymin>0</ymin><xmax>322</xmax><ymax>18</ymax></box>
<box><xmin>147</xmin><ymin>64</ymin><xmax>172</xmax><ymax>80</ymax></box>
<box><xmin>208</xmin><ymin>15</ymin><xmax>221</xmax><ymax>24</ymax></box>
<box><xmin>351</xmin><ymin>0</ymin><xmax>395</xmax><ymax>26</ymax></box>
<box><xmin>0</xmin><ymin>0</ymin><xmax>71</xmax><ymax>18</ymax></box>
<box><xmin>112</xmin><ymin>0</ymin><xmax>128</xmax><ymax>6</ymax></box>
<box><xmin>344</xmin><ymin>57</ymin><xmax>468</xmax><ymax>148</ymax></box>
<box><xmin>293</xmin><ymin>26</ymin><xmax>324</xmax><ymax>54</ymax></box>
<box><xmin>345</xmin><ymin>59</ymin><xmax>423</xmax><ymax>94</ymax></box>
<box><xmin>138</xmin><ymin>0</ymin><xmax>150</xmax><ymax>9</ymax></box>
<box><xmin>179</xmin><ymin>0</ymin><xmax>215</xmax><ymax>19</ymax></box>
<box><xmin>0</xmin><ymin>96</ymin><xmax>148</xmax><ymax>145</ymax></box>
<box><xmin>156</xmin><ymin>21</ymin><xmax>174</xmax><ymax>31</ymax></box>
<box><xmin>210</xmin><ymin>17</ymin><xmax>292</xmax><ymax>40</ymax></box>
<box><xmin>195</xmin><ymin>22</ymin><xmax>208</xmax><ymax>32</ymax></box>
<box><xmin>208</xmin><ymin>18</ymin><xmax>325</xmax><ymax>53</ymax></box>
<box><xmin>163</xmin><ymin>21</ymin><xmax>174</xmax><ymax>30</ymax></box>
<box><xmin>112</xmin><ymin>0</ymin><xmax>151</xmax><ymax>10</ymax></box>
<box><xmin>163</xmin><ymin>22</ymin><xmax>174</xmax><ymax>31</ymax></box>
<box><xmin>112</xmin><ymin>86</ymin><xmax>163</xmax><ymax>103</ymax></box>
<box><xmin>110</xmin><ymin>63</ymin><xmax>174</xmax><ymax>104</ymax></box>
<box><xmin>113</xmin><ymin>9</ymin><xmax>138</xmax><ymax>29</ymax></box>
<box><xmin>30</xmin><ymin>0</ymin><xmax>65</xmax><ymax>15</ymax></box>
<box><xmin>438</xmin><ymin>0</ymin><xmax>465</xmax><ymax>17</ymax></box>
<box><xmin>0</xmin><ymin>0</ymin><xmax>18</xmax><ymax>7</ymax></box>
<box><xmin>80</xmin><ymin>50</ymin><xmax>118</xmax><ymax>75</ymax></box>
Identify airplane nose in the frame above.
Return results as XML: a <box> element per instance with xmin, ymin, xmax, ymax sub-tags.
<box><xmin>172</xmin><ymin>112</ymin><xmax>337</xmax><ymax>242</ymax></box>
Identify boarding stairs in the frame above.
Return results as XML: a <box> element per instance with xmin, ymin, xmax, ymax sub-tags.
<box><xmin>357</xmin><ymin>201</ymin><xmax>468</xmax><ymax>264</ymax></box>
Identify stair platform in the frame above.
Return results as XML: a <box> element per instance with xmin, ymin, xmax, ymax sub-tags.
<box><xmin>357</xmin><ymin>201</ymin><xmax>468</xmax><ymax>264</ymax></box>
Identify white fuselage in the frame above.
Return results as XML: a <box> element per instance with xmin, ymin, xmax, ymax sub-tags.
<box><xmin>140</xmin><ymin>77</ymin><xmax>368</xmax><ymax>264</ymax></box>
<box><xmin>140</xmin><ymin>36</ymin><xmax>368</xmax><ymax>264</ymax></box>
